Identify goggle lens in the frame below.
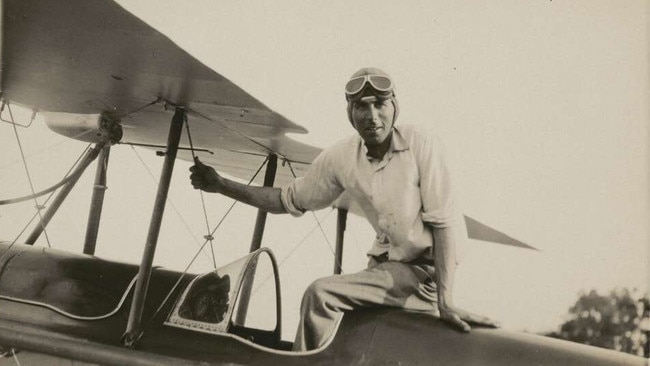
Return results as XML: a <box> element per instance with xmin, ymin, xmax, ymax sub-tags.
<box><xmin>345</xmin><ymin>75</ymin><xmax>393</xmax><ymax>95</ymax></box>
<box><xmin>345</xmin><ymin>77</ymin><xmax>367</xmax><ymax>95</ymax></box>
<box><xmin>369</xmin><ymin>75</ymin><xmax>392</xmax><ymax>90</ymax></box>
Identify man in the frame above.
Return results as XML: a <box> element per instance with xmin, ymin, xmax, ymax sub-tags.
<box><xmin>190</xmin><ymin>67</ymin><xmax>496</xmax><ymax>351</ymax></box>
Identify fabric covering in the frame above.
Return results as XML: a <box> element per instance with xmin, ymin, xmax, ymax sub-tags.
<box><xmin>0</xmin><ymin>242</ymin><xmax>138</xmax><ymax>318</ymax></box>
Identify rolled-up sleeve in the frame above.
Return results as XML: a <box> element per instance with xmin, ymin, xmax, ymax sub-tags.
<box><xmin>417</xmin><ymin>134</ymin><xmax>457</xmax><ymax>228</ymax></box>
<box><xmin>281</xmin><ymin>150</ymin><xmax>344</xmax><ymax>217</ymax></box>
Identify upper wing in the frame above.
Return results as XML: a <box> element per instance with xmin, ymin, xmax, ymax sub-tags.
<box><xmin>0</xmin><ymin>0</ymin><xmax>320</xmax><ymax>184</ymax></box>
<box><xmin>0</xmin><ymin>0</ymin><xmax>534</xmax><ymax>249</ymax></box>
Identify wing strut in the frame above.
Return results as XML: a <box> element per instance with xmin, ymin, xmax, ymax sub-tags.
<box><xmin>234</xmin><ymin>153</ymin><xmax>278</xmax><ymax>326</ymax></box>
<box><xmin>249</xmin><ymin>153</ymin><xmax>278</xmax><ymax>252</ymax></box>
<box><xmin>123</xmin><ymin>108</ymin><xmax>185</xmax><ymax>347</ymax></box>
<box><xmin>333</xmin><ymin>209</ymin><xmax>347</xmax><ymax>275</ymax></box>
<box><xmin>83</xmin><ymin>145</ymin><xmax>110</xmax><ymax>255</ymax></box>
<box><xmin>24</xmin><ymin>143</ymin><xmax>105</xmax><ymax>244</ymax></box>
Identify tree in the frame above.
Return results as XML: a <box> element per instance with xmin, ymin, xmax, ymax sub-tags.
<box><xmin>544</xmin><ymin>288</ymin><xmax>649</xmax><ymax>357</ymax></box>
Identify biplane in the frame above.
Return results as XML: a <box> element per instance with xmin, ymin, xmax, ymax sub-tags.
<box><xmin>0</xmin><ymin>0</ymin><xmax>645</xmax><ymax>365</ymax></box>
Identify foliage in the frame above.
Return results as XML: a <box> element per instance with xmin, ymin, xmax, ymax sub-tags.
<box><xmin>544</xmin><ymin>289</ymin><xmax>649</xmax><ymax>357</ymax></box>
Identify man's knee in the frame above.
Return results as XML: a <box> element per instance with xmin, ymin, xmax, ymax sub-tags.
<box><xmin>304</xmin><ymin>277</ymin><xmax>332</xmax><ymax>298</ymax></box>
<box><xmin>301</xmin><ymin>276</ymin><xmax>342</xmax><ymax>310</ymax></box>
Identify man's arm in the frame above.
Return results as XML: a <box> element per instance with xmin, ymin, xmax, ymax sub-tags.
<box><xmin>433</xmin><ymin>225</ymin><xmax>498</xmax><ymax>331</ymax></box>
<box><xmin>190</xmin><ymin>158</ymin><xmax>287</xmax><ymax>214</ymax></box>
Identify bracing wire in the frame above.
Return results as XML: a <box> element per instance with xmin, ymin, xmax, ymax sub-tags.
<box><xmin>8</xmin><ymin>107</ymin><xmax>51</xmax><ymax>248</ymax></box>
<box><xmin>118</xmin><ymin>98</ymin><xmax>161</xmax><ymax>119</ymax></box>
<box><xmin>129</xmin><ymin>146</ymin><xmax>213</xmax><ymax>264</ymax></box>
<box><xmin>0</xmin><ymin>130</ymin><xmax>84</xmax><ymax>172</ymax></box>
<box><xmin>247</xmin><ymin>158</ymin><xmax>348</xmax><ymax>297</ymax></box>
<box><xmin>11</xmin><ymin>348</ymin><xmax>21</xmax><ymax>366</ymax></box>
<box><xmin>285</xmin><ymin>159</ymin><xmax>342</xmax><ymax>273</ymax></box>
<box><xmin>138</xmin><ymin>157</ymin><xmax>267</xmax><ymax>338</ymax></box>
<box><xmin>0</xmin><ymin>128</ymin><xmax>103</xmax><ymax>205</ymax></box>
<box><xmin>184</xmin><ymin>106</ymin><xmax>287</xmax><ymax>162</ymax></box>
<box><xmin>10</xmin><ymin>145</ymin><xmax>92</xmax><ymax>243</ymax></box>
<box><xmin>0</xmin><ymin>145</ymin><xmax>92</xmax><ymax>266</ymax></box>
<box><xmin>183</xmin><ymin>116</ymin><xmax>217</xmax><ymax>269</ymax></box>
<box><xmin>0</xmin><ymin>170</ymin><xmax>83</xmax><ymax>205</ymax></box>
<box><xmin>249</xmin><ymin>208</ymin><xmax>336</xmax><ymax>296</ymax></box>
<box><xmin>0</xmin><ymin>159</ymin><xmax>91</xmax><ymax>206</ymax></box>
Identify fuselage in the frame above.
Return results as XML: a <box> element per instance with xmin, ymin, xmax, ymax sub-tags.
<box><xmin>0</xmin><ymin>242</ymin><xmax>644</xmax><ymax>366</ymax></box>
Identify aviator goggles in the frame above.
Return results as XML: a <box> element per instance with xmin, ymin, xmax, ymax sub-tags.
<box><xmin>345</xmin><ymin>74</ymin><xmax>394</xmax><ymax>98</ymax></box>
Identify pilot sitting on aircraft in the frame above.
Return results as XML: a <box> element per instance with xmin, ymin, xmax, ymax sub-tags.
<box><xmin>190</xmin><ymin>67</ymin><xmax>497</xmax><ymax>351</ymax></box>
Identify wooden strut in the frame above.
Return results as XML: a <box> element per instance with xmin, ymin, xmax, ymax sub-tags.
<box><xmin>234</xmin><ymin>153</ymin><xmax>278</xmax><ymax>326</ymax></box>
<box><xmin>24</xmin><ymin>143</ymin><xmax>106</xmax><ymax>245</ymax></box>
<box><xmin>123</xmin><ymin>108</ymin><xmax>185</xmax><ymax>347</ymax></box>
<box><xmin>334</xmin><ymin>209</ymin><xmax>348</xmax><ymax>275</ymax></box>
<box><xmin>83</xmin><ymin>144</ymin><xmax>111</xmax><ymax>255</ymax></box>
<box><xmin>249</xmin><ymin>153</ymin><xmax>278</xmax><ymax>252</ymax></box>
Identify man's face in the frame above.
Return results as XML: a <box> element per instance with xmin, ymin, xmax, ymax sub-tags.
<box><xmin>351</xmin><ymin>97</ymin><xmax>395</xmax><ymax>146</ymax></box>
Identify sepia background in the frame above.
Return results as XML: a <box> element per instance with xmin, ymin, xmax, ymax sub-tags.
<box><xmin>0</xmin><ymin>0</ymin><xmax>647</xmax><ymax>353</ymax></box>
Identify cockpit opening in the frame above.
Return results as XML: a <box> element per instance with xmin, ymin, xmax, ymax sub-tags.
<box><xmin>165</xmin><ymin>248</ymin><xmax>286</xmax><ymax>350</ymax></box>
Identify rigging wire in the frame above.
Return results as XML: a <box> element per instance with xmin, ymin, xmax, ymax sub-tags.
<box><xmin>234</xmin><ymin>158</ymin><xmax>343</xmax><ymax>298</ymax></box>
<box><xmin>285</xmin><ymin>159</ymin><xmax>342</xmax><ymax>273</ymax></box>
<box><xmin>183</xmin><ymin>105</ymin><xmax>304</xmax><ymax>164</ymax></box>
<box><xmin>184</xmin><ymin>116</ymin><xmax>217</xmax><ymax>269</ymax></box>
<box><xmin>250</xmin><ymin>208</ymin><xmax>336</xmax><ymax>296</ymax></box>
<box><xmin>0</xmin><ymin>129</ymin><xmax>80</xmax><ymax>172</ymax></box>
<box><xmin>0</xmin><ymin>145</ymin><xmax>92</xmax><ymax>266</ymax></box>
<box><xmin>11</xmin><ymin>349</ymin><xmax>21</xmax><ymax>366</ymax></box>
<box><xmin>129</xmin><ymin>145</ymin><xmax>213</xmax><ymax>264</ymax></box>
<box><xmin>247</xmin><ymin>160</ymin><xmax>343</xmax><ymax>297</ymax></box>
<box><xmin>8</xmin><ymin>107</ymin><xmax>51</xmax><ymax>248</ymax></box>
<box><xmin>0</xmin><ymin>128</ymin><xmax>104</xmax><ymax>206</ymax></box>
<box><xmin>118</xmin><ymin>98</ymin><xmax>161</xmax><ymax>119</ymax></box>
<box><xmin>115</xmin><ymin>98</ymin><xmax>278</xmax><ymax>161</ymax></box>
<box><xmin>10</xmin><ymin>145</ymin><xmax>92</xmax><ymax>243</ymax></box>
<box><xmin>0</xmin><ymin>346</ymin><xmax>21</xmax><ymax>365</ymax></box>
<box><xmin>292</xmin><ymin>213</ymin><xmax>335</xmax><ymax>259</ymax></box>
<box><xmin>138</xmin><ymin>157</ymin><xmax>267</xmax><ymax>338</ymax></box>
<box><xmin>0</xmin><ymin>170</ymin><xmax>85</xmax><ymax>205</ymax></box>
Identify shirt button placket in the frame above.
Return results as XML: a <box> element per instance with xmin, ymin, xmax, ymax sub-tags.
<box><xmin>374</xmin><ymin>169</ymin><xmax>388</xmax><ymax>230</ymax></box>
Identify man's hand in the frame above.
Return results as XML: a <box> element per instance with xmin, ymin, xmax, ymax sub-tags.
<box><xmin>438</xmin><ymin>304</ymin><xmax>499</xmax><ymax>333</ymax></box>
<box><xmin>189</xmin><ymin>158</ymin><xmax>221</xmax><ymax>193</ymax></box>
<box><xmin>188</xmin><ymin>158</ymin><xmax>287</xmax><ymax>213</ymax></box>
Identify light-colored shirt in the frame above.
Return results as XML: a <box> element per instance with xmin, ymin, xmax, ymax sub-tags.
<box><xmin>281</xmin><ymin>125</ymin><xmax>459</xmax><ymax>262</ymax></box>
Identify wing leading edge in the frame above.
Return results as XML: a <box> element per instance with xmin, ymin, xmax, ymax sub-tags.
<box><xmin>0</xmin><ymin>0</ymin><xmax>320</xmax><ymax>186</ymax></box>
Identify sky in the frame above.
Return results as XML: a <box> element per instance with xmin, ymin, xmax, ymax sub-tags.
<box><xmin>0</xmin><ymin>0</ymin><xmax>648</xmax><ymax>340</ymax></box>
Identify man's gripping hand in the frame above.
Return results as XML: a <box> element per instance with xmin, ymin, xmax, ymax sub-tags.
<box><xmin>189</xmin><ymin>157</ymin><xmax>221</xmax><ymax>193</ymax></box>
<box><xmin>439</xmin><ymin>304</ymin><xmax>499</xmax><ymax>333</ymax></box>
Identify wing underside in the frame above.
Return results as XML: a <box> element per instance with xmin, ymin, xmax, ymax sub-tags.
<box><xmin>0</xmin><ymin>0</ymin><xmax>319</xmax><ymax>184</ymax></box>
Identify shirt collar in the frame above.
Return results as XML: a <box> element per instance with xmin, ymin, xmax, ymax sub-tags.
<box><xmin>361</xmin><ymin>127</ymin><xmax>410</xmax><ymax>160</ymax></box>
<box><xmin>391</xmin><ymin>127</ymin><xmax>410</xmax><ymax>152</ymax></box>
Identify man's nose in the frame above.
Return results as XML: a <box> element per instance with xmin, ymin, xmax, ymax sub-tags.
<box><xmin>366</xmin><ymin>106</ymin><xmax>380</xmax><ymax>123</ymax></box>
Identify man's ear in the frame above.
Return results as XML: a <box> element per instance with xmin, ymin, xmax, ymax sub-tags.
<box><xmin>347</xmin><ymin>102</ymin><xmax>355</xmax><ymax>126</ymax></box>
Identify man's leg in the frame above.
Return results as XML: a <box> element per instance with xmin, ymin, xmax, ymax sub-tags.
<box><xmin>293</xmin><ymin>261</ymin><xmax>438</xmax><ymax>351</ymax></box>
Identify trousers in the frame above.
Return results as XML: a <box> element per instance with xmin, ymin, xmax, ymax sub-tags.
<box><xmin>293</xmin><ymin>256</ymin><xmax>439</xmax><ymax>351</ymax></box>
